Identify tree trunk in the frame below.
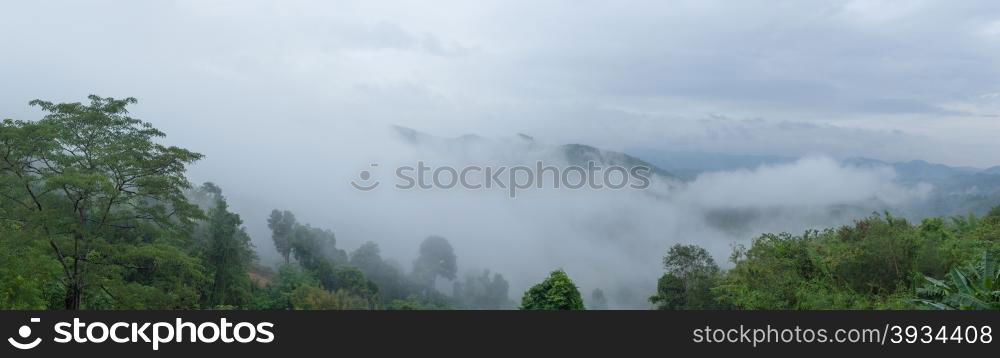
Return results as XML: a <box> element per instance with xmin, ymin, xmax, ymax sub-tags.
<box><xmin>64</xmin><ymin>281</ymin><xmax>81</xmax><ymax>310</ymax></box>
<box><xmin>65</xmin><ymin>233</ymin><xmax>84</xmax><ymax>310</ymax></box>
<box><xmin>50</xmin><ymin>240</ymin><xmax>83</xmax><ymax>310</ymax></box>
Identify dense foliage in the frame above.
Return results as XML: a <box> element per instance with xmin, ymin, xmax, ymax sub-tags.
<box><xmin>1</xmin><ymin>96</ymin><xmax>203</xmax><ymax>309</ymax></box>
<box><xmin>652</xmin><ymin>210</ymin><xmax>1000</xmax><ymax>310</ymax></box>
<box><xmin>650</xmin><ymin>244</ymin><xmax>728</xmax><ymax>309</ymax></box>
<box><xmin>520</xmin><ymin>270</ymin><xmax>585</xmax><ymax>310</ymax></box>
<box><xmin>915</xmin><ymin>251</ymin><xmax>1000</xmax><ymax>310</ymax></box>
<box><xmin>0</xmin><ymin>96</ymin><xmax>505</xmax><ymax>310</ymax></box>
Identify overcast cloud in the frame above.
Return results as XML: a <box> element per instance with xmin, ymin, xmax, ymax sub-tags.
<box><xmin>3</xmin><ymin>0</ymin><xmax>1000</xmax><ymax>166</ymax></box>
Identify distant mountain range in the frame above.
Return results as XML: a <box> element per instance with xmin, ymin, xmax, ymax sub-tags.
<box><xmin>981</xmin><ymin>165</ymin><xmax>1000</xmax><ymax>175</ymax></box>
<box><xmin>623</xmin><ymin>149</ymin><xmax>796</xmax><ymax>180</ymax></box>
<box><xmin>627</xmin><ymin>148</ymin><xmax>1000</xmax><ymax>218</ymax></box>
<box><xmin>391</xmin><ymin>127</ymin><xmax>1000</xmax><ymax>219</ymax></box>
<box><xmin>627</xmin><ymin>148</ymin><xmax>997</xmax><ymax>179</ymax></box>
<box><xmin>393</xmin><ymin>126</ymin><xmax>674</xmax><ymax>179</ymax></box>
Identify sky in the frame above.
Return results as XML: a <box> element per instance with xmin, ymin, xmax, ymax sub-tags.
<box><xmin>2</xmin><ymin>0</ymin><xmax>1000</xmax><ymax>166</ymax></box>
<box><xmin>2</xmin><ymin>0</ymin><xmax>999</xmax><ymax>306</ymax></box>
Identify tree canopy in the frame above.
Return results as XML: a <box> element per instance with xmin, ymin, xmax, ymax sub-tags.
<box><xmin>520</xmin><ymin>270</ymin><xmax>585</xmax><ymax>310</ymax></box>
<box><xmin>1</xmin><ymin>95</ymin><xmax>202</xmax><ymax>309</ymax></box>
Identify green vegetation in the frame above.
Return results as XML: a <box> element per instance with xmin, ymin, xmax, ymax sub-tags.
<box><xmin>1</xmin><ymin>95</ymin><xmax>204</xmax><ymax>309</ymax></box>
<box><xmin>0</xmin><ymin>96</ymin><xmax>505</xmax><ymax>310</ymax></box>
<box><xmin>914</xmin><ymin>252</ymin><xmax>1000</xmax><ymax>310</ymax></box>
<box><xmin>650</xmin><ymin>244</ymin><xmax>728</xmax><ymax>309</ymax></box>
<box><xmin>520</xmin><ymin>270</ymin><xmax>585</xmax><ymax>310</ymax></box>
<box><xmin>2</xmin><ymin>95</ymin><xmax>999</xmax><ymax>310</ymax></box>
<box><xmin>653</xmin><ymin>211</ymin><xmax>1000</xmax><ymax>310</ymax></box>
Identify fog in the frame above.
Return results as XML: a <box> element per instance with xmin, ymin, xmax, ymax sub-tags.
<box><xmin>2</xmin><ymin>0</ymin><xmax>999</xmax><ymax>307</ymax></box>
<box><xmin>208</xmin><ymin>126</ymin><xmax>931</xmax><ymax>308</ymax></box>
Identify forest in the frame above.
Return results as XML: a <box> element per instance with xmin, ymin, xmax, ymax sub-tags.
<box><xmin>1</xmin><ymin>95</ymin><xmax>999</xmax><ymax>310</ymax></box>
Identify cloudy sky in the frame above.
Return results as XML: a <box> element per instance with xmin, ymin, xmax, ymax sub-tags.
<box><xmin>2</xmin><ymin>0</ymin><xmax>1000</xmax><ymax>167</ymax></box>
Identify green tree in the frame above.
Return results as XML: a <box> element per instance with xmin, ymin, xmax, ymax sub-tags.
<box><xmin>650</xmin><ymin>274</ymin><xmax>686</xmax><ymax>309</ymax></box>
<box><xmin>0</xmin><ymin>226</ymin><xmax>62</xmax><ymax>309</ymax></box>
<box><xmin>715</xmin><ymin>212</ymin><xmax>997</xmax><ymax>309</ymax></box>
<box><xmin>987</xmin><ymin>206</ymin><xmax>1000</xmax><ymax>221</ymax></box>
<box><xmin>293</xmin><ymin>224</ymin><xmax>347</xmax><ymax>265</ymax></box>
<box><xmin>0</xmin><ymin>96</ymin><xmax>203</xmax><ymax>309</ymax></box>
<box><xmin>649</xmin><ymin>244</ymin><xmax>724</xmax><ymax>309</ymax></box>
<box><xmin>275</xmin><ymin>211</ymin><xmax>348</xmax><ymax>269</ymax></box>
<box><xmin>329</xmin><ymin>266</ymin><xmax>379</xmax><ymax>306</ymax></box>
<box><xmin>197</xmin><ymin>184</ymin><xmax>256</xmax><ymax>307</ymax></box>
<box><xmin>266</xmin><ymin>213</ymin><xmax>378</xmax><ymax>305</ymax></box>
<box><xmin>350</xmin><ymin>241</ymin><xmax>410</xmax><ymax>303</ymax></box>
<box><xmin>968</xmin><ymin>205</ymin><xmax>1000</xmax><ymax>243</ymax></box>
<box><xmin>93</xmin><ymin>243</ymin><xmax>208</xmax><ymax>309</ymax></box>
<box><xmin>520</xmin><ymin>269</ymin><xmax>584</xmax><ymax>310</ymax></box>
<box><xmin>267</xmin><ymin>210</ymin><xmax>296</xmax><ymax>264</ymax></box>
<box><xmin>662</xmin><ymin>244</ymin><xmax>719</xmax><ymax>278</ymax></box>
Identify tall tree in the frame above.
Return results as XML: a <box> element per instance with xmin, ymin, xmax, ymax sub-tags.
<box><xmin>267</xmin><ymin>210</ymin><xmax>296</xmax><ymax>264</ymax></box>
<box><xmin>649</xmin><ymin>273</ymin><xmax>686</xmax><ymax>309</ymax></box>
<box><xmin>0</xmin><ymin>96</ymin><xmax>202</xmax><ymax>309</ymax></box>
<box><xmin>198</xmin><ymin>183</ymin><xmax>256</xmax><ymax>307</ymax></box>
<box><xmin>650</xmin><ymin>244</ymin><xmax>724</xmax><ymax>310</ymax></box>
<box><xmin>288</xmin><ymin>223</ymin><xmax>347</xmax><ymax>269</ymax></box>
<box><xmin>662</xmin><ymin>244</ymin><xmax>719</xmax><ymax>278</ymax></box>
<box><xmin>520</xmin><ymin>269</ymin><xmax>584</xmax><ymax>310</ymax></box>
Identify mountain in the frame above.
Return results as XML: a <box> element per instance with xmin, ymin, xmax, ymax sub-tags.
<box><xmin>626</xmin><ymin>149</ymin><xmax>795</xmax><ymax>171</ymax></box>
<box><xmin>393</xmin><ymin>131</ymin><xmax>999</xmax><ymax>218</ymax></box>
<box><xmin>561</xmin><ymin>144</ymin><xmax>673</xmax><ymax>178</ymax></box>
<box><xmin>983</xmin><ymin>166</ymin><xmax>1000</xmax><ymax>175</ymax></box>
<box><xmin>393</xmin><ymin>126</ymin><xmax>675</xmax><ymax>179</ymax></box>
<box><xmin>843</xmin><ymin>158</ymin><xmax>980</xmax><ymax>184</ymax></box>
<box><xmin>624</xmin><ymin>149</ymin><xmax>796</xmax><ymax>180</ymax></box>
<box><xmin>625</xmin><ymin>148</ymin><xmax>994</xmax><ymax>185</ymax></box>
<box><xmin>627</xmin><ymin>148</ymin><xmax>1000</xmax><ymax>218</ymax></box>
